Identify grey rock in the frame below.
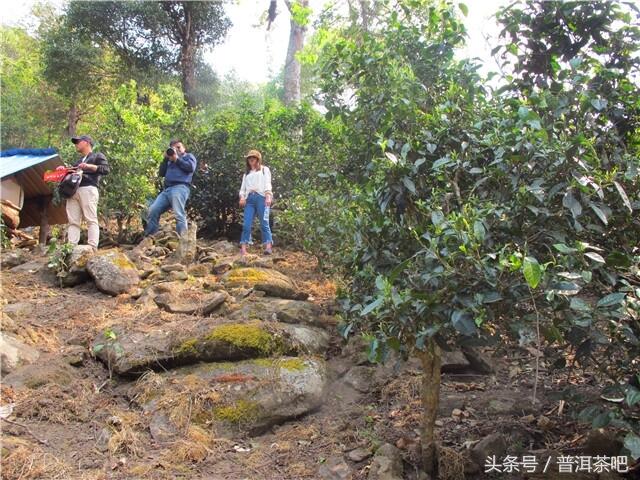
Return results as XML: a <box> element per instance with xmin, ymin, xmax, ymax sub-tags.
<box><xmin>346</xmin><ymin>447</ymin><xmax>372</xmax><ymax>462</ymax></box>
<box><xmin>10</xmin><ymin>259</ymin><xmax>46</xmax><ymax>274</ymax></box>
<box><xmin>228</xmin><ymin>297</ymin><xmax>327</xmax><ymax>328</ymax></box>
<box><xmin>86</xmin><ymin>250</ymin><xmax>140</xmax><ymax>295</ymax></box>
<box><xmin>154</xmin><ymin>291</ymin><xmax>230</xmax><ymax>316</ymax></box>
<box><xmin>168</xmin><ymin>270</ymin><xmax>188</xmax><ymax>281</ymax></box>
<box><xmin>280</xmin><ymin>324</ymin><xmax>330</xmax><ymax>354</ymax></box>
<box><xmin>4</xmin><ymin>355</ymin><xmax>77</xmax><ymax>389</ymax></box>
<box><xmin>148</xmin><ymin>410</ymin><xmax>178</xmax><ymax>443</ymax></box>
<box><xmin>3</xmin><ymin>302</ymin><xmax>33</xmax><ymax>319</ymax></box>
<box><xmin>470</xmin><ymin>433</ymin><xmax>507</xmax><ymax>467</ymax></box>
<box><xmin>487</xmin><ymin>398</ymin><xmax>517</xmax><ymax>415</ymax></box>
<box><xmin>222</xmin><ymin>267</ymin><xmax>307</xmax><ymax>300</ymax></box>
<box><xmin>0</xmin><ymin>332</ymin><xmax>40</xmax><ymax>374</ymax></box>
<box><xmin>368</xmin><ymin>443</ymin><xmax>403</xmax><ymax>480</ymax></box>
<box><xmin>60</xmin><ymin>245</ymin><xmax>95</xmax><ymax>287</ymax></box>
<box><xmin>319</xmin><ymin>456</ymin><xmax>353</xmax><ymax>480</ymax></box>
<box><xmin>134</xmin><ymin>357</ymin><xmax>327</xmax><ymax>439</ymax></box>
<box><xmin>161</xmin><ymin>263</ymin><xmax>185</xmax><ymax>272</ymax></box>
<box><xmin>1</xmin><ymin>249</ymin><xmax>28</xmax><ymax>269</ymax></box>
<box><xmin>343</xmin><ymin>366</ymin><xmax>375</xmax><ymax>393</ymax></box>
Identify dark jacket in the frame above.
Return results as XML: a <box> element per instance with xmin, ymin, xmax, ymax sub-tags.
<box><xmin>73</xmin><ymin>151</ymin><xmax>109</xmax><ymax>188</ymax></box>
<box><xmin>159</xmin><ymin>152</ymin><xmax>197</xmax><ymax>188</ymax></box>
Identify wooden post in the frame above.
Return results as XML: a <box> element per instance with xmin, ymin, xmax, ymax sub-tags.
<box><xmin>38</xmin><ymin>196</ymin><xmax>51</xmax><ymax>250</ymax></box>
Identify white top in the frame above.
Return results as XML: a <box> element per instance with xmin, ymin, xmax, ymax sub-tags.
<box><xmin>239</xmin><ymin>166</ymin><xmax>273</xmax><ymax>199</ymax></box>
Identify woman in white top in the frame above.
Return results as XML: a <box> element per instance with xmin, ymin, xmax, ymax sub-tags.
<box><xmin>239</xmin><ymin>149</ymin><xmax>273</xmax><ymax>255</ymax></box>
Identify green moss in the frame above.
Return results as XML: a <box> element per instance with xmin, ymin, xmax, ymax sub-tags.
<box><xmin>225</xmin><ymin>268</ymin><xmax>270</xmax><ymax>285</ymax></box>
<box><xmin>175</xmin><ymin>338</ymin><xmax>198</xmax><ymax>355</ymax></box>
<box><xmin>278</xmin><ymin>358</ymin><xmax>306</xmax><ymax>371</ymax></box>
<box><xmin>249</xmin><ymin>358</ymin><xmax>306</xmax><ymax>371</ymax></box>
<box><xmin>213</xmin><ymin>399</ymin><xmax>261</xmax><ymax>424</ymax></box>
<box><xmin>205</xmin><ymin>323</ymin><xmax>277</xmax><ymax>355</ymax></box>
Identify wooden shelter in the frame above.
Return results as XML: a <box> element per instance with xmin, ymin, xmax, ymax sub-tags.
<box><xmin>0</xmin><ymin>149</ymin><xmax>68</xmax><ymax>245</ymax></box>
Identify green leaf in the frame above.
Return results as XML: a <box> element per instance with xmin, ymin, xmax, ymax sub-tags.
<box><xmin>458</xmin><ymin>3</ymin><xmax>468</xmax><ymax>16</ymax></box>
<box><xmin>596</xmin><ymin>292</ymin><xmax>626</xmax><ymax>308</ymax></box>
<box><xmin>563</xmin><ymin>191</ymin><xmax>582</xmax><ymax>218</ymax></box>
<box><xmin>432</xmin><ymin>157</ymin><xmax>451</xmax><ymax>170</ymax></box>
<box><xmin>473</xmin><ymin>220</ymin><xmax>486</xmax><ymax>242</ymax></box>
<box><xmin>92</xmin><ymin>344</ymin><xmax>104</xmax><ymax>354</ymax></box>
<box><xmin>626</xmin><ymin>386</ymin><xmax>640</xmax><ymax>407</ymax></box>
<box><xmin>623</xmin><ymin>433</ymin><xmax>640</xmax><ymax>459</ymax></box>
<box><xmin>548</xmin><ymin>282</ymin><xmax>581</xmax><ymax>295</ymax></box>
<box><xmin>431</xmin><ymin>210</ymin><xmax>445</xmax><ymax>226</ymax></box>
<box><xmin>592</xmin><ymin>411</ymin><xmax>610</xmax><ymax>428</ymax></box>
<box><xmin>361</xmin><ymin>297</ymin><xmax>384</xmax><ymax>316</ymax></box>
<box><xmin>523</xmin><ymin>256</ymin><xmax>542</xmax><ymax>289</ymax></box>
<box><xmin>569</xmin><ymin>297</ymin><xmax>591</xmax><ymax>312</ymax></box>
<box><xmin>590</xmin><ymin>98</ymin><xmax>608</xmax><ymax>111</ymax></box>
<box><xmin>584</xmin><ymin>252</ymin><xmax>605</xmax><ymax>264</ymax></box>
<box><xmin>614</xmin><ymin>181</ymin><xmax>632</xmax><ymax>213</ymax></box>
<box><xmin>402</xmin><ymin>176</ymin><xmax>416</xmax><ymax>194</ymax></box>
<box><xmin>589</xmin><ymin>203</ymin><xmax>608</xmax><ymax>225</ymax></box>
<box><xmin>554</xmin><ymin>243</ymin><xmax>577</xmax><ymax>254</ymax></box>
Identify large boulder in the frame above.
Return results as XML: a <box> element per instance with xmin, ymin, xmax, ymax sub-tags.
<box><xmin>228</xmin><ymin>296</ymin><xmax>328</xmax><ymax>328</ymax></box>
<box><xmin>131</xmin><ymin>356</ymin><xmax>327</xmax><ymax>438</ymax></box>
<box><xmin>222</xmin><ymin>267</ymin><xmax>307</xmax><ymax>300</ymax></box>
<box><xmin>0</xmin><ymin>332</ymin><xmax>40</xmax><ymax>374</ymax></box>
<box><xmin>91</xmin><ymin>317</ymin><xmax>330</xmax><ymax>376</ymax></box>
<box><xmin>60</xmin><ymin>245</ymin><xmax>95</xmax><ymax>287</ymax></box>
<box><xmin>86</xmin><ymin>249</ymin><xmax>140</xmax><ymax>295</ymax></box>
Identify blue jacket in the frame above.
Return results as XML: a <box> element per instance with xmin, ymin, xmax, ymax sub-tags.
<box><xmin>159</xmin><ymin>152</ymin><xmax>197</xmax><ymax>188</ymax></box>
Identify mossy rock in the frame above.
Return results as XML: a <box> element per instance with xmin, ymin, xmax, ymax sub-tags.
<box><xmin>131</xmin><ymin>356</ymin><xmax>327</xmax><ymax>438</ymax></box>
<box><xmin>222</xmin><ymin>267</ymin><xmax>307</xmax><ymax>300</ymax></box>
<box><xmin>86</xmin><ymin>249</ymin><xmax>140</xmax><ymax>296</ymax></box>
<box><xmin>91</xmin><ymin>317</ymin><xmax>329</xmax><ymax>376</ymax></box>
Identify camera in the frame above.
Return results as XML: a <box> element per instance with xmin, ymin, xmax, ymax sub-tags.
<box><xmin>166</xmin><ymin>147</ymin><xmax>177</xmax><ymax>157</ymax></box>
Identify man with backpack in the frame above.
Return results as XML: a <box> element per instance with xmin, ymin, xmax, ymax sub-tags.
<box><xmin>143</xmin><ymin>139</ymin><xmax>197</xmax><ymax>237</ymax></box>
<box><xmin>56</xmin><ymin>135</ymin><xmax>109</xmax><ymax>249</ymax></box>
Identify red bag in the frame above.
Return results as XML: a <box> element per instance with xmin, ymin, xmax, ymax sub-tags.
<box><xmin>44</xmin><ymin>168</ymin><xmax>70</xmax><ymax>183</ymax></box>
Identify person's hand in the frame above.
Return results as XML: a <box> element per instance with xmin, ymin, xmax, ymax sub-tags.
<box><xmin>78</xmin><ymin>163</ymin><xmax>98</xmax><ymax>172</ymax></box>
<box><xmin>239</xmin><ymin>197</ymin><xmax>246</xmax><ymax>207</ymax></box>
<box><xmin>168</xmin><ymin>153</ymin><xmax>178</xmax><ymax>162</ymax></box>
<box><xmin>265</xmin><ymin>195</ymin><xmax>273</xmax><ymax>207</ymax></box>
<box><xmin>55</xmin><ymin>166</ymin><xmax>66</xmax><ymax>171</ymax></box>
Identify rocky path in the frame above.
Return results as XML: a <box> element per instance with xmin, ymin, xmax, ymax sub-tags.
<box><xmin>1</xmin><ymin>227</ymin><xmax>617</xmax><ymax>480</ymax></box>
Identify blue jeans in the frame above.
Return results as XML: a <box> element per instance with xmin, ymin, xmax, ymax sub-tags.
<box><xmin>240</xmin><ymin>193</ymin><xmax>273</xmax><ymax>245</ymax></box>
<box><xmin>144</xmin><ymin>184</ymin><xmax>190</xmax><ymax>236</ymax></box>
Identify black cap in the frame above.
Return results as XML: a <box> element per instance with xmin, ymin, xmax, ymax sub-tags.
<box><xmin>71</xmin><ymin>135</ymin><xmax>94</xmax><ymax>146</ymax></box>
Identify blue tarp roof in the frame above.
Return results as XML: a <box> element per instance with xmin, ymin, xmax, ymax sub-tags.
<box><xmin>0</xmin><ymin>149</ymin><xmax>59</xmax><ymax>179</ymax></box>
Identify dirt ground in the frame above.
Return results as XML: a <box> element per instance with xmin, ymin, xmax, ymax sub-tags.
<box><xmin>0</xmin><ymin>243</ymin><xmax>636</xmax><ymax>480</ymax></box>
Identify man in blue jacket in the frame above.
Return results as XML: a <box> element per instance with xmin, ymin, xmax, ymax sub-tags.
<box><xmin>144</xmin><ymin>139</ymin><xmax>197</xmax><ymax>237</ymax></box>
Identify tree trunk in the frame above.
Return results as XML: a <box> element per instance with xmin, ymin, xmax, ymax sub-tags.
<box><xmin>66</xmin><ymin>101</ymin><xmax>79</xmax><ymax>137</ymax></box>
<box><xmin>178</xmin><ymin>2</ymin><xmax>197</xmax><ymax>109</ymax></box>
<box><xmin>283</xmin><ymin>0</ymin><xmax>307</xmax><ymax>106</ymax></box>
<box><xmin>418</xmin><ymin>338</ymin><xmax>442</xmax><ymax>476</ymax></box>
<box><xmin>180</xmin><ymin>42</ymin><xmax>197</xmax><ymax>109</ymax></box>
